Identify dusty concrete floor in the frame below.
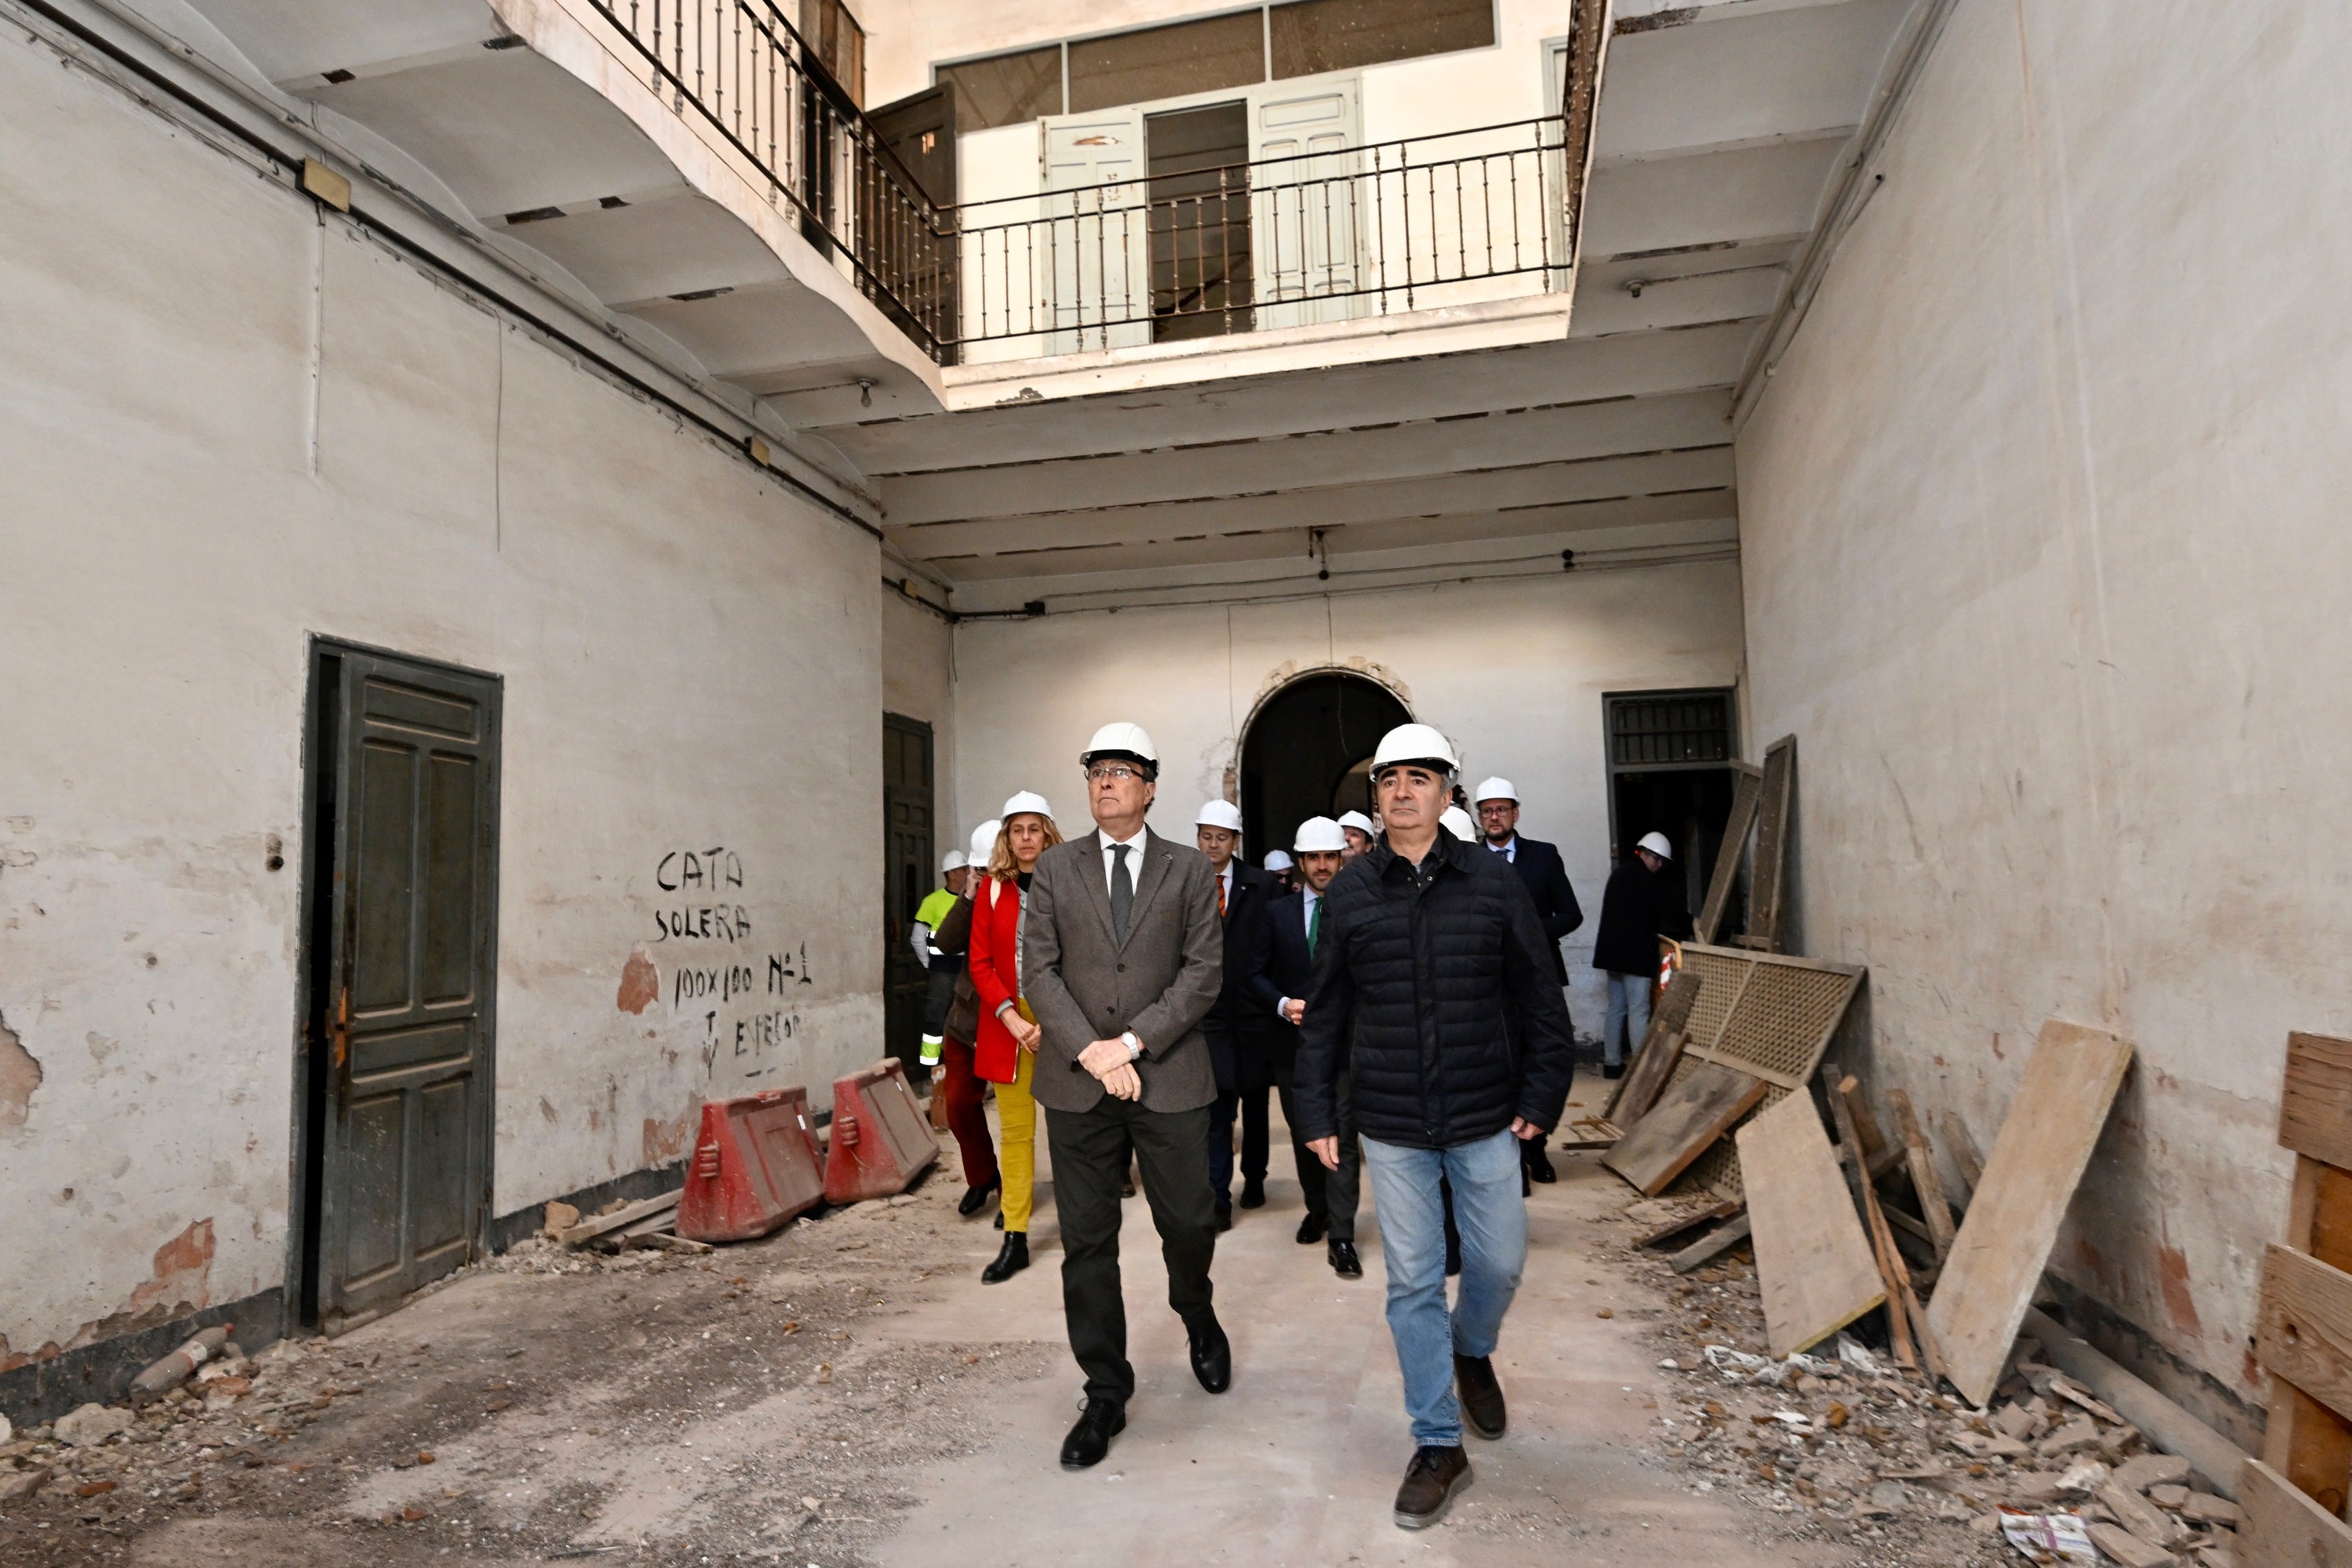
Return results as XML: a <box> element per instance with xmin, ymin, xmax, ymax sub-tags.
<box><xmin>1</xmin><ymin>1095</ymin><xmax>1916</xmax><ymax>1566</ymax></box>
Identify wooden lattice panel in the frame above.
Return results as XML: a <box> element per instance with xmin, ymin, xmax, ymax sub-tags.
<box><xmin>1678</xmin><ymin>947</ymin><xmax>1751</xmax><ymax>1050</ymax></box>
<box><xmin>1675</xmin><ymin>944</ymin><xmax>1863</xmax><ymax>1091</ymax></box>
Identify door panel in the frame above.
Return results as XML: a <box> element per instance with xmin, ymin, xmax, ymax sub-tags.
<box><xmin>1250</xmin><ymin>80</ymin><xmax>1363</xmax><ymax>330</ymax></box>
<box><xmin>1040</xmin><ymin>109</ymin><xmax>1151</xmax><ymax>354</ymax></box>
<box><xmin>313</xmin><ymin>648</ymin><xmax>500</xmax><ymax>1331</ymax></box>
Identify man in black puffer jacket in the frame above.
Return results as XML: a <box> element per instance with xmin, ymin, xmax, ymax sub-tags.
<box><xmin>1293</xmin><ymin>724</ymin><xmax>1574</xmax><ymax>1532</ymax></box>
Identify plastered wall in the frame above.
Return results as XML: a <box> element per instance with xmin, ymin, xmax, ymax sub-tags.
<box><xmin>1733</xmin><ymin>0</ymin><xmax>2352</xmax><ymax>1440</ymax></box>
<box><xmin>0</xmin><ymin>30</ymin><xmax>884</xmax><ymax>1365</ymax></box>
<box><xmin>947</xmin><ymin>565</ymin><xmax>1747</xmax><ymax>1026</ymax></box>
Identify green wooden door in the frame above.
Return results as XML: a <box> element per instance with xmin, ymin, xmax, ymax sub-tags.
<box><xmin>316</xmin><ymin>649</ymin><xmax>501</xmax><ymax>1330</ymax></box>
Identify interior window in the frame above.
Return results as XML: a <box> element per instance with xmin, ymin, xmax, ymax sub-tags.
<box><xmin>1270</xmin><ymin>0</ymin><xmax>1493</xmax><ymax>79</ymax></box>
<box><xmin>937</xmin><ymin>44</ymin><xmax>1065</xmax><ymax>131</ymax></box>
<box><xmin>1066</xmin><ymin>10</ymin><xmax>1266</xmax><ymax>113</ymax></box>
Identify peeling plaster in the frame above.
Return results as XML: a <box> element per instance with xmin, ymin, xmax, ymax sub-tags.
<box><xmin>0</xmin><ymin>1008</ymin><xmax>40</xmax><ymax>1129</ymax></box>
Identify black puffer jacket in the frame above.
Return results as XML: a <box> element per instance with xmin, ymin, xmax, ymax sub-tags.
<box><xmin>1293</xmin><ymin>829</ymin><xmax>1574</xmax><ymax>1149</ymax></box>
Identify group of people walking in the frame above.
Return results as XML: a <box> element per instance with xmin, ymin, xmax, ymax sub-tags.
<box><xmin>906</xmin><ymin>718</ymin><xmax>1695</xmax><ymax>1529</ymax></box>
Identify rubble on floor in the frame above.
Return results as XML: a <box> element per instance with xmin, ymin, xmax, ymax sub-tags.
<box><xmin>1604</xmin><ymin>1195</ymin><xmax>2241</xmax><ymax>1568</ymax></box>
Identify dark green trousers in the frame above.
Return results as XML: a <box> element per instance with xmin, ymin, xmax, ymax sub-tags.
<box><xmin>1044</xmin><ymin>1098</ymin><xmax>1217</xmax><ymax>1403</ymax></box>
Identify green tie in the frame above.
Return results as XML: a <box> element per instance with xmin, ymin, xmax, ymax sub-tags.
<box><xmin>1306</xmin><ymin>896</ymin><xmax>1320</xmax><ymax>958</ymax></box>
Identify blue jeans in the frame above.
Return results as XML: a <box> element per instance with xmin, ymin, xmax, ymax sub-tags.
<box><xmin>1604</xmin><ymin>971</ymin><xmax>1651</xmax><ymax>1066</ymax></box>
<box><xmin>1360</xmin><ymin>1129</ymin><xmax>1529</xmax><ymax>1447</ymax></box>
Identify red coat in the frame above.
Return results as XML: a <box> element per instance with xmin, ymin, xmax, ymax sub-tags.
<box><xmin>967</xmin><ymin>875</ymin><xmax>1025</xmax><ymax>1084</ymax></box>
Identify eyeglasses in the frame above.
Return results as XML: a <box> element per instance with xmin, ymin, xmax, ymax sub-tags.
<box><xmin>1086</xmin><ymin>764</ymin><xmax>1144</xmax><ymax>783</ymax></box>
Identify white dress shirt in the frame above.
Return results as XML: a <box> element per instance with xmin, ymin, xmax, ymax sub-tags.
<box><xmin>1275</xmin><ymin>886</ymin><xmax>1322</xmax><ymax>1021</ymax></box>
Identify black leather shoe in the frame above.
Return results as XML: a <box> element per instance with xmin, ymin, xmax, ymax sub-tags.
<box><xmin>1059</xmin><ymin>1396</ymin><xmax>1126</xmax><ymax>1469</ymax></box>
<box><xmin>1602</xmin><ymin>1061</ymin><xmax>1625</xmax><ymax>1080</ymax></box>
<box><xmin>993</xmin><ymin>1210</ymin><xmax>1004</xmax><ymax>1230</ymax></box>
<box><xmin>1186</xmin><ymin>1313</ymin><xmax>1232</xmax><ymax>1394</ymax></box>
<box><xmin>1239</xmin><ymin>1178</ymin><xmax>1266</xmax><ymax>1210</ymax></box>
<box><xmin>1393</xmin><ymin>1444</ymin><xmax>1472</xmax><ymax>1529</ymax></box>
<box><xmin>1455</xmin><ymin>1353</ymin><xmax>1506</xmax><ymax>1439</ymax></box>
<box><xmin>1444</xmin><ymin>1243</ymin><xmax>1461</xmax><ymax>1279</ymax></box>
<box><xmin>1523</xmin><ymin>1143</ymin><xmax>1556</xmax><ymax>1184</ymax></box>
<box><xmin>1214</xmin><ymin>1205</ymin><xmax>1233</xmax><ymax>1232</ymax></box>
<box><xmin>981</xmin><ymin>1231</ymin><xmax>1028</xmax><ymax>1284</ymax></box>
<box><xmin>1295</xmin><ymin>1212</ymin><xmax>1327</xmax><ymax>1245</ymax></box>
<box><xmin>1328</xmin><ymin>1239</ymin><xmax>1362</xmax><ymax>1279</ymax></box>
<box><xmin>958</xmin><ymin>1174</ymin><xmax>1001</xmax><ymax>1217</ymax></box>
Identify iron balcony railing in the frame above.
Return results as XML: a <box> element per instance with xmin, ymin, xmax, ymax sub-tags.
<box><xmin>951</xmin><ymin>116</ymin><xmax>1572</xmax><ymax>359</ymax></box>
<box><xmin>588</xmin><ymin>0</ymin><xmax>955</xmax><ymax>359</ymax></box>
<box><xmin>584</xmin><ymin>6</ymin><xmax>1605</xmax><ymax>367</ymax></box>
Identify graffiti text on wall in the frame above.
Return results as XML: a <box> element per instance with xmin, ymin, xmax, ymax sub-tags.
<box><xmin>647</xmin><ymin>850</ymin><xmax>814</xmax><ymax>1079</ymax></box>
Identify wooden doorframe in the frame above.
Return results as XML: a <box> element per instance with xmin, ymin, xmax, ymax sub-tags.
<box><xmin>286</xmin><ymin>635</ymin><xmax>504</xmax><ymax>1333</ymax></box>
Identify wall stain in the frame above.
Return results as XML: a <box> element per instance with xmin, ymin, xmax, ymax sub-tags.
<box><xmin>2156</xmin><ymin>1243</ymin><xmax>2205</xmax><ymax>1338</ymax></box>
<box><xmin>13</xmin><ymin>1218</ymin><xmax>221</xmax><ymax>1365</ymax></box>
<box><xmin>644</xmin><ymin>1111</ymin><xmax>693</xmax><ymax>1168</ymax></box>
<box><xmin>0</xmin><ymin>1008</ymin><xmax>40</xmax><ymax>1129</ymax></box>
<box><xmin>616</xmin><ymin>947</ymin><xmax>659</xmax><ymax>1014</ymax></box>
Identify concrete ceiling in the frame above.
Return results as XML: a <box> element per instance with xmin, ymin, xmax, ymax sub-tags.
<box><xmin>807</xmin><ymin>0</ymin><xmax>1918</xmax><ymax>612</ymax></box>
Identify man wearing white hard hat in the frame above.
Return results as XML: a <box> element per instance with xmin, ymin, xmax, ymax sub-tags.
<box><xmin>1293</xmin><ymin>723</ymin><xmax>1574</xmax><ymax>1530</ymax></box>
<box><xmin>1243</xmin><ymin>815</ymin><xmax>1362</xmax><ymax>1278</ymax></box>
<box><xmin>1194</xmin><ymin>799</ymin><xmax>1277</xmax><ymax>1228</ymax></box>
<box><xmin>1021</xmin><ymin>722</ymin><xmax>1230</xmax><ymax>1470</ymax></box>
<box><xmin>1471</xmin><ymin>777</ymin><xmax>1584</xmax><ymax>1184</ymax></box>
<box><xmin>1335</xmin><ymin>810</ymin><xmax>1375</xmax><ymax>861</ymax></box>
<box><xmin>1589</xmin><ymin>830</ymin><xmax>1694</xmax><ymax>1079</ymax></box>
<box><xmin>1262</xmin><ymin>848</ymin><xmax>1296</xmax><ymax>893</ymax></box>
<box><xmin>914</xmin><ymin>848</ymin><xmax>972</xmax><ymax>1068</ymax></box>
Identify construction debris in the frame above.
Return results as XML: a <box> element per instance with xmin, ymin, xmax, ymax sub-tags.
<box><xmin>129</xmin><ymin>1323</ymin><xmax>234</xmax><ymax>1405</ymax></box>
<box><xmin>1998</xmin><ymin>1509</ymin><xmax>2099</xmax><ymax>1565</ymax></box>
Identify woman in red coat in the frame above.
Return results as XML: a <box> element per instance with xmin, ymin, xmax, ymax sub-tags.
<box><xmin>968</xmin><ymin>791</ymin><xmax>1061</xmax><ymax>1284</ymax></box>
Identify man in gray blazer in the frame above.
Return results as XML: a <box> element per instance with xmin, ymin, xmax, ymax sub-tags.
<box><xmin>1023</xmin><ymin>720</ymin><xmax>1228</xmax><ymax>1470</ymax></box>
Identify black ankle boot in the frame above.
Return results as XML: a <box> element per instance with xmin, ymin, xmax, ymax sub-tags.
<box><xmin>958</xmin><ymin>1174</ymin><xmax>1001</xmax><ymax>1217</ymax></box>
<box><xmin>981</xmin><ymin>1230</ymin><xmax>1028</xmax><ymax>1284</ymax></box>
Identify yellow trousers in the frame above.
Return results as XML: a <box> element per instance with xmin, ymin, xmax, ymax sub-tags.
<box><xmin>999</xmin><ymin>1047</ymin><xmax>1037</xmax><ymax>1233</ymax></box>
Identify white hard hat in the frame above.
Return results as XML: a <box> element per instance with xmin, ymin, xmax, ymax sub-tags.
<box><xmin>1195</xmin><ymin>800</ymin><xmax>1243</xmax><ymax>833</ymax></box>
<box><xmin>1473</xmin><ymin>776</ymin><xmax>1517</xmax><ymax>805</ymax></box>
<box><xmin>1637</xmin><ymin>830</ymin><xmax>1674</xmax><ymax>860</ymax></box>
<box><xmin>1081</xmin><ymin>721</ymin><xmax>1158</xmax><ymax>776</ymax></box>
<box><xmin>1440</xmin><ymin>806</ymin><xmax>1477</xmax><ymax>841</ymax></box>
<box><xmin>1335</xmin><ymin>810</ymin><xmax>1374</xmax><ymax>835</ymax></box>
<box><xmin>1263</xmin><ymin>850</ymin><xmax>1295</xmax><ymax>872</ymax></box>
<box><xmin>1292</xmin><ymin>816</ymin><xmax>1348</xmax><ymax>854</ymax></box>
<box><xmin>969</xmin><ymin>819</ymin><xmax>1002</xmax><ymax>865</ymax></box>
<box><xmin>941</xmin><ymin>849</ymin><xmax>967</xmax><ymax>873</ymax></box>
<box><xmin>1369</xmin><ymin>722</ymin><xmax>1459</xmax><ymax>776</ymax></box>
<box><xmin>1001</xmin><ymin>790</ymin><xmax>1054</xmax><ymax>821</ymax></box>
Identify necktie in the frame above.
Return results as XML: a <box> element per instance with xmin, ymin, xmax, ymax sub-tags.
<box><xmin>1216</xmin><ymin>874</ymin><xmax>1228</xmax><ymax>919</ymax></box>
<box><xmin>1306</xmin><ymin>896</ymin><xmax>1320</xmax><ymax>958</ymax></box>
<box><xmin>1110</xmin><ymin>844</ymin><xmax>1133</xmax><ymax>941</ymax></box>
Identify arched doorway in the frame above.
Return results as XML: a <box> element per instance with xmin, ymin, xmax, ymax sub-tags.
<box><xmin>1238</xmin><ymin>672</ymin><xmax>1412</xmax><ymax>864</ymax></box>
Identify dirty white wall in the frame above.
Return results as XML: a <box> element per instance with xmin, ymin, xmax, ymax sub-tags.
<box><xmin>1733</xmin><ymin>0</ymin><xmax>2352</xmax><ymax>1440</ymax></box>
<box><xmin>948</xmin><ymin>564</ymin><xmax>1746</xmax><ymax>1027</ymax></box>
<box><xmin>882</xmin><ymin>588</ymin><xmax>959</xmax><ymax>838</ymax></box>
<box><xmin>0</xmin><ymin>27</ymin><xmax>883</xmax><ymax>1366</ymax></box>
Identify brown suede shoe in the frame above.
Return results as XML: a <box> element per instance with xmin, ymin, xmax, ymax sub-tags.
<box><xmin>1393</xmin><ymin>1444</ymin><xmax>1472</xmax><ymax>1529</ymax></box>
<box><xmin>1455</xmin><ymin>1353</ymin><xmax>1506</xmax><ymax>1439</ymax></box>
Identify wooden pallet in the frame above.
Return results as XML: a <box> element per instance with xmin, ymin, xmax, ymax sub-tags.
<box><xmin>2243</xmin><ymin>1031</ymin><xmax>2352</xmax><ymax>1565</ymax></box>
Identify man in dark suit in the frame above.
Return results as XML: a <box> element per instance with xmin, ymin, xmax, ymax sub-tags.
<box><xmin>1244</xmin><ymin>815</ymin><xmax>1362</xmax><ymax>1278</ymax></box>
<box><xmin>1023</xmin><ymin>721</ymin><xmax>1230</xmax><ymax>1471</ymax></box>
<box><xmin>1194</xmin><ymin>800</ymin><xmax>1275</xmax><ymax>1228</ymax></box>
<box><xmin>1472</xmin><ymin>778</ymin><xmax>1582</xmax><ymax>1184</ymax></box>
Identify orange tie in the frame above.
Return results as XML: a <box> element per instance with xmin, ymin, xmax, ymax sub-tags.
<box><xmin>1217</xmin><ymin>875</ymin><xmax>1228</xmax><ymax>919</ymax></box>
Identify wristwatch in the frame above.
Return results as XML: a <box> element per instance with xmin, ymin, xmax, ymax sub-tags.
<box><xmin>1120</xmin><ymin>1030</ymin><xmax>1143</xmax><ymax>1061</ymax></box>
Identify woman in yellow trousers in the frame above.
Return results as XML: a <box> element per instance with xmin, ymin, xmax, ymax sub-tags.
<box><xmin>967</xmin><ymin>791</ymin><xmax>1060</xmax><ymax>1283</ymax></box>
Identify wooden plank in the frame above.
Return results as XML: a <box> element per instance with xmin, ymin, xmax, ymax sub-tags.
<box><xmin>1601</xmin><ymin>1061</ymin><xmax>1769</xmax><ymax>1198</ymax></box>
<box><xmin>1633</xmin><ymin>1198</ymin><xmax>1742</xmax><ymax>1250</ymax></box>
<box><xmin>1924</xmin><ymin>1019</ymin><xmax>2135</xmax><ymax>1406</ymax></box>
<box><xmin>1737</xmin><ymin>1092</ymin><xmax>1886</xmax><ymax>1357</ymax></box>
<box><xmin>1670</xmin><ymin>1212</ymin><xmax>1752</xmax><ymax>1274</ymax></box>
<box><xmin>1693</xmin><ymin>767</ymin><xmax>1761</xmax><ymax>946</ymax></box>
<box><xmin>1746</xmin><ymin>736</ymin><xmax>1796</xmax><ymax>951</ymax></box>
<box><xmin>2241</xmin><ymin>1457</ymin><xmax>2352</xmax><ymax>1567</ymax></box>
<box><xmin>2263</xmin><ymin>1380</ymin><xmax>2352</xmax><ymax>1520</ymax></box>
<box><xmin>2259</xmin><ymin>1244</ymin><xmax>2352</xmax><ymax>1431</ymax></box>
<box><xmin>1888</xmin><ymin>1088</ymin><xmax>1958</xmax><ymax>1260</ymax></box>
<box><xmin>558</xmin><ymin>1189</ymin><xmax>682</xmax><ymax>1246</ymax></box>
<box><xmin>1841</xmin><ymin>1079</ymin><xmax>1888</xmax><ymax>1160</ymax></box>
<box><xmin>1607</xmin><ymin>968</ymin><xmax>1703</xmax><ymax>1123</ymax></box>
<box><xmin>1827</xmin><ymin>1064</ymin><xmax>1918</xmax><ymax>1371</ymax></box>
<box><xmin>2283</xmin><ymin>1033</ymin><xmax>2352</xmax><ymax>1172</ymax></box>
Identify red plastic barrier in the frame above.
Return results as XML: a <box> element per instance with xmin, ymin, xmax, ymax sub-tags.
<box><xmin>675</xmin><ymin>1086</ymin><xmax>826</xmax><ymax>1243</ymax></box>
<box><xmin>822</xmin><ymin>1058</ymin><xmax>939</xmax><ymax>1203</ymax></box>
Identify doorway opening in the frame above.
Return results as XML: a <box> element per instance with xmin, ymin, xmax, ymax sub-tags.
<box><xmin>293</xmin><ymin>640</ymin><xmax>501</xmax><ymax>1334</ymax></box>
<box><xmin>1237</xmin><ymin>671</ymin><xmax>1412</xmax><ymax>863</ymax></box>
<box><xmin>1147</xmin><ymin>100</ymin><xmax>1254</xmax><ymax>341</ymax></box>
<box><xmin>1603</xmin><ymin>688</ymin><xmax>1740</xmax><ymax>925</ymax></box>
<box><xmin>882</xmin><ymin>713</ymin><xmax>936</xmax><ymax>1075</ymax></box>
